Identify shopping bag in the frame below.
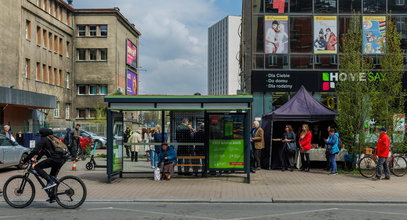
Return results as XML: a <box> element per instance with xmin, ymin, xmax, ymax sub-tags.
<box><xmin>154</xmin><ymin>168</ymin><xmax>161</xmax><ymax>181</ymax></box>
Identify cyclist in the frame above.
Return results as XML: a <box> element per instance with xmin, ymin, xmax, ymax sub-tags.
<box><xmin>23</xmin><ymin>128</ymin><xmax>67</xmax><ymax>191</ymax></box>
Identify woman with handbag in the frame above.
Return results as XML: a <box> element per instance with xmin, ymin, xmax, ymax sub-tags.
<box><xmin>281</xmin><ymin>125</ymin><xmax>296</xmax><ymax>172</ymax></box>
<box><xmin>299</xmin><ymin>124</ymin><xmax>312</xmax><ymax>172</ymax></box>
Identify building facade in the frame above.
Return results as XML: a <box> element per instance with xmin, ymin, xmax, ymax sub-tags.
<box><xmin>0</xmin><ymin>0</ymin><xmax>140</xmax><ymax>131</ymax></box>
<box><xmin>241</xmin><ymin>0</ymin><xmax>407</xmax><ymax>120</ymax></box>
<box><xmin>208</xmin><ymin>16</ymin><xmax>241</xmax><ymax>95</ymax></box>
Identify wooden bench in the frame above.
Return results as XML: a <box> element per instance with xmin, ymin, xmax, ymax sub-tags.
<box><xmin>176</xmin><ymin>156</ymin><xmax>205</xmax><ymax>167</ymax></box>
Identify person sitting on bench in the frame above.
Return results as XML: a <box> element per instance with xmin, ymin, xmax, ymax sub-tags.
<box><xmin>158</xmin><ymin>143</ymin><xmax>177</xmax><ymax>181</ymax></box>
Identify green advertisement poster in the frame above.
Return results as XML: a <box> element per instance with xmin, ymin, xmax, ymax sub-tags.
<box><xmin>224</xmin><ymin>122</ymin><xmax>233</xmax><ymax>136</ymax></box>
<box><xmin>113</xmin><ymin>144</ymin><xmax>123</xmax><ymax>172</ymax></box>
<box><xmin>209</xmin><ymin>139</ymin><xmax>244</xmax><ymax>169</ymax></box>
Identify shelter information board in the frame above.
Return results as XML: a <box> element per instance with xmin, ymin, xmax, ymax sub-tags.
<box><xmin>208</xmin><ymin>114</ymin><xmax>245</xmax><ymax>169</ymax></box>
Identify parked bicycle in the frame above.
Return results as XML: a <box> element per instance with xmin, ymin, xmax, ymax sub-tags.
<box><xmin>358</xmin><ymin>146</ymin><xmax>407</xmax><ymax>178</ymax></box>
<box><xmin>2</xmin><ymin>160</ymin><xmax>87</xmax><ymax>209</ymax></box>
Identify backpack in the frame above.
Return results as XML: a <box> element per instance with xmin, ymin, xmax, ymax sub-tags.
<box><xmin>47</xmin><ymin>135</ymin><xmax>69</xmax><ymax>156</ymax></box>
<box><xmin>338</xmin><ymin>137</ymin><xmax>343</xmax><ymax>150</ymax></box>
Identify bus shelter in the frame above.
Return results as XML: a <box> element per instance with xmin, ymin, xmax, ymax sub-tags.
<box><xmin>104</xmin><ymin>95</ymin><xmax>253</xmax><ymax>183</ymax></box>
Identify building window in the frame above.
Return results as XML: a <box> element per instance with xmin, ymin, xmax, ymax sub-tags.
<box><xmin>26</xmin><ymin>20</ymin><xmax>31</xmax><ymax>40</ymax></box>
<box><xmin>59</xmin><ymin>37</ymin><xmax>63</xmax><ymax>55</ymax></box>
<box><xmin>59</xmin><ymin>70</ymin><xmax>63</xmax><ymax>86</ymax></box>
<box><xmin>36</xmin><ymin>62</ymin><xmax>41</xmax><ymax>81</ymax></box>
<box><xmin>363</xmin><ymin>0</ymin><xmax>385</xmax><ymax>13</ymax></box>
<box><xmin>290</xmin><ymin>0</ymin><xmax>312</xmax><ymax>12</ymax></box>
<box><xmin>315</xmin><ymin>0</ymin><xmax>337</xmax><ymax>13</ymax></box>
<box><xmin>291</xmin><ymin>55</ymin><xmax>313</xmax><ymax>69</ymax></box>
<box><xmin>89</xmin><ymin>85</ymin><xmax>98</xmax><ymax>95</ymax></box>
<box><xmin>315</xmin><ymin>55</ymin><xmax>338</xmax><ymax>69</ymax></box>
<box><xmin>389</xmin><ymin>0</ymin><xmax>407</xmax><ymax>13</ymax></box>
<box><xmin>265</xmin><ymin>0</ymin><xmax>288</xmax><ymax>13</ymax></box>
<box><xmin>48</xmin><ymin>32</ymin><xmax>53</xmax><ymax>50</ymax></box>
<box><xmin>36</xmin><ymin>26</ymin><xmax>41</xmax><ymax>45</ymax></box>
<box><xmin>266</xmin><ymin>55</ymin><xmax>289</xmax><ymax>69</ymax></box>
<box><xmin>54</xmin><ymin>2</ymin><xmax>58</xmax><ymax>18</ymax></box>
<box><xmin>100</xmin><ymin>85</ymin><xmax>107</xmax><ymax>95</ymax></box>
<box><xmin>54</xmin><ymin>68</ymin><xmax>57</xmax><ymax>85</ymax></box>
<box><xmin>48</xmin><ymin>66</ymin><xmax>52</xmax><ymax>84</ymax></box>
<box><xmin>65</xmin><ymin>103</ymin><xmax>71</xmax><ymax>120</ymax></box>
<box><xmin>394</xmin><ymin>16</ymin><xmax>407</xmax><ymax>50</ymax></box>
<box><xmin>89</xmin><ymin>109</ymin><xmax>97</xmax><ymax>119</ymax></box>
<box><xmin>66</xmin><ymin>41</ymin><xmax>71</xmax><ymax>57</ymax></box>
<box><xmin>66</xmin><ymin>72</ymin><xmax>70</xmax><ymax>89</ymax></box>
<box><xmin>89</xmin><ymin>49</ymin><xmax>97</xmax><ymax>61</ymax></box>
<box><xmin>339</xmin><ymin>0</ymin><xmax>362</xmax><ymax>12</ymax></box>
<box><xmin>78</xmin><ymin>25</ymin><xmax>86</xmax><ymax>36</ymax></box>
<box><xmin>89</xmin><ymin>25</ymin><xmax>97</xmax><ymax>36</ymax></box>
<box><xmin>77</xmin><ymin>109</ymin><xmax>86</xmax><ymax>119</ymax></box>
<box><xmin>78</xmin><ymin>85</ymin><xmax>87</xmax><ymax>95</ymax></box>
<box><xmin>45</xmin><ymin>0</ymin><xmax>48</xmax><ymax>12</ymax></box>
<box><xmin>252</xmin><ymin>16</ymin><xmax>264</xmax><ymax>53</ymax></box>
<box><xmin>78</xmin><ymin>49</ymin><xmax>86</xmax><ymax>61</ymax></box>
<box><xmin>54</xmin><ymin>101</ymin><xmax>60</xmax><ymax>118</ymax></box>
<box><xmin>100</xmin><ymin>25</ymin><xmax>108</xmax><ymax>36</ymax></box>
<box><xmin>54</xmin><ymin>35</ymin><xmax>58</xmax><ymax>52</ymax></box>
<box><xmin>100</xmin><ymin>49</ymin><xmax>107</xmax><ymax>60</ymax></box>
<box><xmin>42</xmin><ymin>64</ymin><xmax>47</xmax><ymax>82</ymax></box>
<box><xmin>290</xmin><ymin>17</ymin><xmax>313</xmax><ymax>53</ymax></box>
<box><xmin>25</xmin><ymin>59</ymin><xmax>30</xmax><ymax>78</ymax></box>
<box><xmin>42</xmin><ymin>29</ymin><xmax>47</xmax><ymax>48</ymax></box>
<box><xmin>50</xmin><ymin>0</ymin><xmax>54</xmax><ymax>15</ymax></box>
<box><xmin>67</xmin><ymin>12</ymin><xmax>71</xmax><ymax>26</ymax></box>
<box><xmin>59</xmin><ymin>6</ymin><xmax>63</xmax><ymax>21</ymax></box>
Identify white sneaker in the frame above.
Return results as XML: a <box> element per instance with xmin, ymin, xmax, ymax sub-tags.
<box><xmin>151</xmin><ymin>166</ymin><xmax>156</xmax><ymax>169</ymax></box>
<box><xmin>43</xmin><ymin>182</ymin><xmax>57</xmax><ymax>190</ymax></box>
<box><xmin>328</xmin><ymin>173</ymin><xmax>338</xmax><ymax>176</ymax></box>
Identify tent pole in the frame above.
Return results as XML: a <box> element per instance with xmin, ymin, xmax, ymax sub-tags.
<box><xmin>269</xmin><ymin>122</ymin><xmax>273</xmax><ymax>170</ymax></box>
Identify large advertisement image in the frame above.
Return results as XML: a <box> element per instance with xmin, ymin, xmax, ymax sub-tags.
<box><xmin>363</xmin><ymin>16</ymin><xmax>386</xmax><ymax>54</ymax></box>
<box><xmin>314</xmin><ymin>16</ymin><xmax>338</xmax><ymax>54</ymax></box>
<box><xmin>264</xmin><ymin>16</ymin><xmax>288</xmax><ymax>54</ymax></box>
<box><xmin>126</xmin><ymin>70</ymin><xmax>138</xmax><ymax>95</ymax></box>
<box><xmin>126</xmin><ymin>40</ymin><xmax>137</xmax><ymax>68</ymax></box>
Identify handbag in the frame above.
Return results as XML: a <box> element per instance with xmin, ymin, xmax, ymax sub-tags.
<box><xmin>154</xmin><ymin>168</ymin><xmax>161</xmax><ymax>181</ymax></box>
<box><xmin>287</xmin><ymin>142</ymin><xmax>297</xmax><ymax>153</ymax></box>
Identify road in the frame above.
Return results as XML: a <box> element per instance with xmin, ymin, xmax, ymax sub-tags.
<box><xmin>0</xmin><ymin>202</ymin><xmax>406</xmax><ymax>220</ymax></box>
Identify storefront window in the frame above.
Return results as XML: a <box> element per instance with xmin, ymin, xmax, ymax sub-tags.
<box><xmin>393</xmin><ymin>16</ymin><xmax>407</xmax><ymax>51</ymax></box>
<box><xmin>290</xmin><ymin>17</ymin><xmax>313</xmax><ymax>53</ymax></box>
<box><xmin>315</xmin><ymin>0</ymin><xmax>337</xmax><ymax>13</ymax></box>
<box><xmin>314</xmin><ymin>55</ymin><xmax>338</xmax><ymax>69</ymax></box>
<box><xmin>253</xmin><ymin>16</ymin><xmax>264</xmax><ymax>53</ymax></box>
<box><xmin>290</xmin><ymin>55</ymin><xmax>313</xmax><ymax>69</ymax></box>
<box><xmin>290</xmin><ymin>0</ymin><xmax>312</xmax><ymax>13</ymax></box>
<box><xmin>253</xmin><ymin>54</ymin><xmax>265</xmax><ymax>69</ymax></box>
<box><xmin>339</xmin><ymin>0</ymin><xmax>361</xmax><ymax>13</ymax></box>
<box><xmin>265</xmin><ymin>0</ymin><xmax>288</xmax><ymax>13</ymax></box>
<box><xmin>388</xmin><ymin>0</ymin><xmax>407</xmax><ymax>13</ymax></box>
<box><xmin>266</xmin><ymin>54</ymin><xmax>289</xmax><ymax>69</ymax></box>
<box><xmin>371</xmin><ymin>55</ymin><xmax>382</xmax><ymax>70</ymax></box>
<box><xmin>363</xmin><ymin>0</ymin><xmax>385</xmax><ymax>13</ymax></box>
<box><xmin>252</xmin><ymin>0</ymin><xmax>264</xmax><ymax>13</ymax></box>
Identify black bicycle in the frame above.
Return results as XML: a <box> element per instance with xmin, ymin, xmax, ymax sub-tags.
<box><xmin>2</xmin><ymin>161</ymin><xmax>87</xmax><ymax>209</ymax></box>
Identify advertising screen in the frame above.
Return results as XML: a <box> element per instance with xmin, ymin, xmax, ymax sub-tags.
<box><xmin>264</xmin><ymin>16</ymin><xmax>288</xmax><ymax>54</ymax></box>
<box><xmin>126</xmin><ymin>70</ymin><xmax>138</xmax><ymax>95</ymax></box>
<box><xmin>314</xmin><ymin>16</ymin><xmax>338</xmax><ymax>54</ymax></box>
<box><xmin>126</xmin><ymin>40</ymin><xmax>137</xmax><ymax>68</ymax></box>
<box><xmin>363</xmin><ymin>16</ymin><xmax>386</xmax><ymax>54</ymax></box>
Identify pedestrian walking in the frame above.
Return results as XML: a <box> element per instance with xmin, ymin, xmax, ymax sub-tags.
<box><xmin>64</xmin><ymin>128</ymin><xmax>74</xmax><ymax>161</ymax></box>
<box><xmin>123</xmin><ymin>127</ymin><xmax>133</xmax><ymax>158</ymax></box>
<box><xmin>299</xmin><ymin>124</ymin><xmax>312</xmax><ymax>172</ymax></box>
<box><xmin>129</xmin><ymin>129</ymin><xmax>142</xmax><ymax>162</ymax></box>
<box><xmin>251</xmin><ymin>121</ymin><xmax>264</xmax><ymax>170</ymax></box>
<box><xmin>325</xmin><ymin>128</ymin><xmax>339</xmax><ymax>175</ymax></box>
<box><xmin>281</xmin><ymin>125</ymin><xmax>296</xmax><ymax>172</ymax></box>
<box><xmin>373</xmin><ymin>127</ymin><xmax>391</xmax><ymax>181</ymax></box>
<box><xmin>2</xmin><ymin>125</ymin><xmax>15</xmax><ymax>142</ymax></box>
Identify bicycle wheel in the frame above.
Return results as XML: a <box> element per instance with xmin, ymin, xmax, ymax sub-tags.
<box><xmin>3</xmin><ymin>175</ymin><xmax>36</xmax><ymax>208</ymax></box>
<box><xmin>358</xmin><ymin>157</ymin><xmax>377</xmax><ymax>178</ymax></box>
<box><xmin>55</xmin><ymin>175</ymin><xmax>87</xmax><ymax>209</ymax></box>
<box><xmin>390</xmin><ymin>156</ymin><xmax>407</xmax><ymax>177</ymax></box>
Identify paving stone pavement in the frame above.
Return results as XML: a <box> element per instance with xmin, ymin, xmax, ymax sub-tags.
<box><xmin>1</xmin><ymin>157</ymin><xmax>406</xmax><ymax>202</ymax></box>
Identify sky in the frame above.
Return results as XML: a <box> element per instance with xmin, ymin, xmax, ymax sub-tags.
<box><xmin>70</xmin><ymin>0</ymin><xmax>242</xmax><ymax>95</ymax></box>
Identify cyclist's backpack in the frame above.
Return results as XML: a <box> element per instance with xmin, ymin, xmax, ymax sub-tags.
<box><xmin>47</xmin><ymin>135</ymin><xmax>69</xmax><ymax>156</ymax></box>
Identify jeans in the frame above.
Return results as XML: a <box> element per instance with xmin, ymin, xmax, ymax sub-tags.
<box><xmin>376</xmin><ymin>156</ymin><xmax>390</xmax><ymax>178</ymax></box>
<box><xmin>329</xmin><ymin>154</ymin><xmax>337</xmax><ymax>174</ymax></box>
<box><xmin>149</xmin><ymin>150</ymin><xmax>158</xmax><ymax>168</ymax></box>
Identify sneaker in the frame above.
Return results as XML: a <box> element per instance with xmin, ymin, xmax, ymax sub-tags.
<box><xmin>328</xmin><ymin>173</ymin><xmax>338</xmax><ymax>176</ymax></box>
<box><xmin>43</xmin><ymin>182</ymin><xmax>57</xmax><ymax>190</ymax></box>
<box><xmin>46</xmin><ymin>198</ymin><xmax>56</xmax><ymax>203</ymax></box>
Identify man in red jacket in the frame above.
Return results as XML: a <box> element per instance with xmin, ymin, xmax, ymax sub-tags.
<box><xmin>373</xmin><ymin>127</ymin><xmax>391</xmax><ymax>181</ymax></box>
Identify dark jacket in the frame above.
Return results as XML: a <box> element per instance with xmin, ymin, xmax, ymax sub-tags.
<box><xmin>158</xmin><ymin>146</ymin><xmax>177</xmax><ymax>164</ymax></box>
<box><xmin>24</xmin><ymin>128</ymin><xmax>62</xmax><ymax>162</ymax></box>
<box><xmin>153</xmin><ymin>132</ymin><xmax>168</xmax><ymax>153</ymax></box>
<box><xmin>176</xmin><ymin>124</ymin><xmax>192</xmax><ymax>142</ymax></box>
<box><xmin>64</xmin><ymin>128</ymin><xmax>73</xmax><ymax>147</ymax></box>
<box><xmin>283</xmin><ymin>131</ymin><xmax>296</xmax><ymax>151</ymax></box>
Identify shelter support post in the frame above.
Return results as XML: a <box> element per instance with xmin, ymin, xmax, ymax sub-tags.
<box><xmin>245</xmin><ymin>110</ymin><xmax>251</xmax><ymax>183</ymax></box>
<box><xmin>107</xmin><ymin>109</ymin><xmax>113</xmax><ymax>183</ymax></box>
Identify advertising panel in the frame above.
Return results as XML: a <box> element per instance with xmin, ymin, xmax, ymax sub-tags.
<box><xmin>363</xmin><ymin>16</ymin><xmax>386</xmax><ymax>54</ymax></box>
<box><xmin>209</xmin><ymin>139</ymin><xmax>244</xmax><ymax>169</ymax></box>
<box><xmin>126</xmin><ymin>40</ymin><xmax>137</xmax><ymax>68</ymax></box>
<box><xmin>314</xmin><ymin>16</ymin><xmax>338</xmax><ymax>54</ymax></box>
<box><xmin>112</xmin><ymin>144</ymin><xmax>123</xmax><ymax>172</ymax></box>
<box><xmin>126</xmin><ymin>70</ymin><xmax>138</xmax><ymax>95</ymax></box>
<box><xmin>264</xmin><ymin>16</ymin><xmax>288</xmax><ymax>54</ymax></box>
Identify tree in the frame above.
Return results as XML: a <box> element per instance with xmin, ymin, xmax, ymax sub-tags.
<box><xmin>336</xmin><ymin>15</ymin><xmax>374</xmax><ymax>157</ymax></box>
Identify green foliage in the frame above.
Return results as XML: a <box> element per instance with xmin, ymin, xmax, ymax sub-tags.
<box><xmin>336</xmin><ymin>14</ymin><xmax>373</xmax><ymax>155</ymax></box>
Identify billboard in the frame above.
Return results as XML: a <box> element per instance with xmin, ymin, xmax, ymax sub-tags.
<box><xmin>264</xmin><ymin>16</ymin><xmax>288</xmax><ymax>54</ymax></box>
<box><xmin>314</xmin><ymin>16</ymin><xmax>338</xmax><ymax>54</ymax></box>
<box><xmin>126</xmin><ymin>40</ymin><xmax>137</xmax><ymax>68</ymax></box>
<box><xmin>363</xmin><ymin>16</ymin><xmax>386</xmax><ymax>54</ymax></box>
<box><xmin>126</xmin><ymin>70</ymin><xmax>138</xmax><ymax>95</ymax></box>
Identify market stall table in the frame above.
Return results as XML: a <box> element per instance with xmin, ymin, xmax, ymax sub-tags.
<box><xmin>296</xmin><ymin>148</ymin><xmax>348</xmax><ymax>169</ymax></box>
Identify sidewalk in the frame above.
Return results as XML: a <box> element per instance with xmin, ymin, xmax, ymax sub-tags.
<box><xmin>1</xmin><ymin>158</ymin><xmax>406</xmax><ymax>203</ymax></box>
